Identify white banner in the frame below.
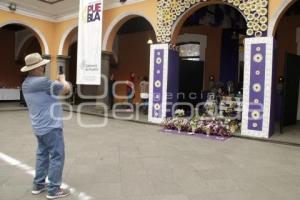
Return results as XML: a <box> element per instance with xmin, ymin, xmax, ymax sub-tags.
<box><xmin>77</xmin><ymin>0</ymin><xmax>103</xmax><ymax>85</ymax></box>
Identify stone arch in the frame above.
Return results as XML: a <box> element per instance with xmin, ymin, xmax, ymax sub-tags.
<box><xmin>16</xmin><ymin>34</ymin><xmax>35</xmax><ymax>59</ymax></box>
<box><xmin>0</xmin><ymin>20</ymin><xmax>49</xmax><ymax>54</ymax></box>
<box><xmin>17</xmin><ymin>36</ymin><xmax>42</xmax><ymax>61</ymax></box>
<box><xmin>58</xmin><ymin>24</ymin><xmax>78</xmax><ymax>55</ymax></box>
<box><xmin>171</xmin><ymin>1</ymin><xmax>248</xmax><ymax>43</ymax></box>
<box><xmin>268</xmin><ymin>0</ymin><xmax>297</xmax><ymax>36</ymax></box>
<box><xmin>157</xmin><ymin>0</ymin><xmax>269</xmax><ymax>43</ymax></box>
<box><xmin>102</xmin><ymin>11</ymin><xmax>157</xmax><ymax>51</ymax></box>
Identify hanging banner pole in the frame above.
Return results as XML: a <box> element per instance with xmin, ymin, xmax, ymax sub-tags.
<box><xmin>77</xmin><ymin>0</ymin><xmax>103</xmax><ymax>85</ymax></box>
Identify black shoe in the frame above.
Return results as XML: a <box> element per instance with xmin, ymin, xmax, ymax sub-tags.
<box><xmin>46</xmin><ymin>188</ymin><xmax>70</xmax><ymax>199</ymax></box>
<box><xmin>32</xmin><ymin>184</ymin><xmax>47</xmax><ymax>195</ymax></box>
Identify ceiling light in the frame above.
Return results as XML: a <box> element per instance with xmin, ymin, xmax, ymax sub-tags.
<box><xmin>147</xmin><ymin>39</ymin><xmax>153</xmax><ymax>45</ymax></box>
<box><xmin>8</xmin><ymin>2</ymin><xmax>16</xmax><ymax>11</ymax></box>
<box><xmin>38</xmin><ymin>0</ymin><xmax>63</xmax><ymax>4</ymax></box>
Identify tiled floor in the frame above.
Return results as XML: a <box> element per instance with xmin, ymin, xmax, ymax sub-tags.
<box><xmin>271</xmin><ymin>123</ymin><xmax>300</xmax><ymax>144</ymax></box>
<box><xmin>1</xmin><ymin>102</ymin><xmax>300</xmax><ymax>145</ymax></box>
<box><xmin>64</xmin><ymin>104</ymin><xmax>150</xmax><ymax>124</ymax></box>
<box><xmin>0</xmin><ymin>102</ymin><xmax>27</xmax><ymax>111</ymax></box>
<box><xmin>0</xmin><ymin>110</ymin><xmax>300</xmax><ymax>200</ymax></box>
<box><xmin>66</xmin><ymin>105</ymin><xmax>300</xmax><ymax>145</ymax></box>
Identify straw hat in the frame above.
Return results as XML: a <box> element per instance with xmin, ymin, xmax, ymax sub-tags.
<box><xmin>20</xmin><ymin>53</ymin><xmax>50</xmax><ymax>72</ymax></box>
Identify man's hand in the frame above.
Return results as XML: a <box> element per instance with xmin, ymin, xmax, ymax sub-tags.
<box><xmin>57</xmin><ymin>74</ymin><xmax>66</xmax><ymax>82</ymax></box>
<box><xmin>57</xmin><ymin>74</ymin><xmax>71</xmax><ymax>95</ymax></box>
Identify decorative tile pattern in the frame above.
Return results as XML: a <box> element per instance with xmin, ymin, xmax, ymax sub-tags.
<box><xmin>157</xmin><ymin>0</ymin><xmax>269</xmax><ymax>43</ymax></box>
<box><xmin>242</xmin><ymin>37</ymin><xmax>274</xmax><ymax>138</ymax></box>
<box><xmin>148</xmin><ymin>44</ymin><xmax>169</xmax><ymax>123</ymax></box>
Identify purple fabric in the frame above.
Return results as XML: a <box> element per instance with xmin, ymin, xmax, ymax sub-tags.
<box><xmin>161</xmin><ymin>129</ymin><xmax>230</xmax><ymax>141</ymax></box>
<box><xmin>152</xmin><ymin>49</ymin><xmax>164</xmax><ymax>118</ymax></box>
<box><xmin>269</xmin><ymin>40</ymin><xmax>281</xmax><ymax>136</ymax></box>
<box><xmin>247</xmin><ymin>44</ymin><xmax>266</xmax><ymax>131</ymax></box>
<box><xmin>166</xmin><ymin>49</ymin><xmax>179</xmax><ymax>117</ymax></box>
<box><xmin>220</xmin><ymin>30</ymin><xmax>239</xmax><ymax>83</ymax></box>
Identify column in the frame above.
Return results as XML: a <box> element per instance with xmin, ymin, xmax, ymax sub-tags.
<box><xmin>76</xmin><ymin>51</ymin><xmax>110</xmax><ymax>104</ymax></box>
<box><xmin>56</xmin><ymin>55</ymin><xmax>70</xmax><ymax>79</ymax></box>
<box><xmin>148</xmin><ymin>44</ymin><xmax>179</xmax><ymax>123</ymax></box>
<box><xmin>297</xmin><ymin>27</ymin><xmax>300</xmax><ymax>55</ymax></box>
<box><xmin>297</xmin><ymin>28</ymin><xmax>300</xmax><ymax>119</ymax></box>
<box><xmin>42</xmin><ymin>54</ymin><xmax>52</xmax><ymax>79</ymax></box>
<box><xmin>241</xmin><ymin>37</ymin><xmax>274</xmax><ymax>138</ymax></box>
<box><xmin>95</xmin><ymin>51</ymin><xmax>111</xmax><ymax>106</ymax></box>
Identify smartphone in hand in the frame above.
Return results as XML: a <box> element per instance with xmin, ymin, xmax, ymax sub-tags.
<box><xmin>59</xmin><ymin>66</ymin><xmax>64</xmax><ymax>75</ymax></box>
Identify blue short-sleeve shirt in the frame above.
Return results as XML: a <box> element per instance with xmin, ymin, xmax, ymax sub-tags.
<box><xmin>22</xmin><ymin>76</ymin><xmax>64</xmax><ymax>136</ymax></box>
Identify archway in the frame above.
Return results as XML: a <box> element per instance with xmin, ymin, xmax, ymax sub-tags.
<box><xmin>0</xmin><ymin>21</ymin><xmax>49</xmax><ymax>54</ymax></box>
<box><xmin>0</xmin><ymin>24</ymin><xmax>43</xmax><ymax>103</ymax></box>
<box><xmin>103</xmin><ymin>12</ymin><xmax>157</xmax><ymax>51</ymax></box>
<box><xmin>107</xmin><ymin>15</ymin><xmax>156</xmax><ymax>111</ymax></box>
<box><xmin>58</xmin><ymin>24</ymin><xmax>78</xmax><ymax>55</ymax></box>
<box><xmin>58</xmin><ymin>26</ymin><xmax>86</xmax><ymax>104</ymax></box>
<box><xmin>269</xmin><ymin>0</ymin><xmax>297</xmax><ymax>37</ymax></box>
<box><xmin>60</xmin><ymin>27</ymin><xmax>78</xmax><ymax>85</ymax></box>
<box><xmin>273</xmin><ymin>0</ymin><xmax>300</xmax><ymax>142</ymax></box>
<box><xmin>59</xmin><ymin>26</ymin><xmax>102</xmax><ymax>105</ymax></box>
<box><xmin>156</xmin><ymin>0</ymin><xmax>268</xmax><ymax>43</ymax></box>
<box><xmin>68</xmin><ymin>41</ymin><xmax>78</xmax><ymax>87</ymax></box>
<box><xmin>171</xmin><ymin>3</ymin><xmax>247</xmax><ymax>134</ymax></box>
<box><xmin>17</xmin><ymin>37</ymin><xmax>42</xmax><ymax>61</ymax></box>
<box><xmin>171</xmin><ymin>2</ymin><xmax>249</xmax><ymax>43</ymax></box>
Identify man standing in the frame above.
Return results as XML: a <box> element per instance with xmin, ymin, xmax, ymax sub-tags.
<box><xmin>126</xmin><ymin>72</ymin><xmax>135</xmax><ymax>108</ymax></box>
<box><xmin>21</xmin><ymin>53</ymin><xmax>71</xmax><ymax>199</ymax></box>
<box><xmin>139</xmin><ymin>76</ymin><xmax>149</xmax><ymax>114</ymax></box>
<box><xmin>108</xmin><ymin>73</ymin><xmax>115</xmax><ymax>110</ymax></box>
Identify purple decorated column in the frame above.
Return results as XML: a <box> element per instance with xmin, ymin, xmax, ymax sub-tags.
<box><xmin>148</xmin><ymin>44</ymin><xmax>168</xmax><ymax>123</ymax></box>
<box><xmin>148</xmin><ymin>44</ymin><xmax>179</xmax><ymax>123</ymax></box>
<box><xmin>242</xmin><ymin>37</ymin><xmax>274</xmax><ymax>138</ymax></box>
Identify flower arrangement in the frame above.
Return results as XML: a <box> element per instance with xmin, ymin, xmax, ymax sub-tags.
<box><xmin>174</xmin><ymin>109</ymin><xmax>185</xmax><ymax>117</ymax></box>
<box><xmin>162</xmin><ymin>116</ymin><xmax>190</xmax><ymax>133</ymax></box>
<box><xmin>162</xmin><ymin>116</ymin><xmax>240</xmax><ymax>137</ymax></box>
<box><xmin>203</xmin><ymin>101</ymin><xmax>217</xmax><ymax>117</ymax></box>
<box><xmin>219</xmin><ymin>98</ymin><xmax>241</xmax><ymax>119</ymax></box>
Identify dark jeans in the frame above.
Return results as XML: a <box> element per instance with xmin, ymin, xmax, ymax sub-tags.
<box><xmin>109</xmin><ymin>94</ymin><xmax>114</xmax><ymax>110</ymax></box>
<box><xmin>141</xmin><ymin>98</ymin><xmax>148</xmax><ymax>114</ymax></box>
<box><xmin>127</xmin><ymin>90</ymin><xmax>133</xmax><ymax>104</ymax></box>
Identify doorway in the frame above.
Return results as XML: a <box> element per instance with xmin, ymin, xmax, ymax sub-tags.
<box><xmin>281</xmin><ymin>53</ymin><xmax>300</xmax><ymax>128</ymax></box>
<box><xmin>177</xmin><ymin>42</ymin><xmax>204</xmax><ymax>113</ymax></box>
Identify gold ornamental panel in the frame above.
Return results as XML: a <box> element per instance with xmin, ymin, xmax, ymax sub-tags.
<box><xmin>157</xmin><ymin>0</ymin><xmax>269</xmax><ymax>43</ymax></box>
